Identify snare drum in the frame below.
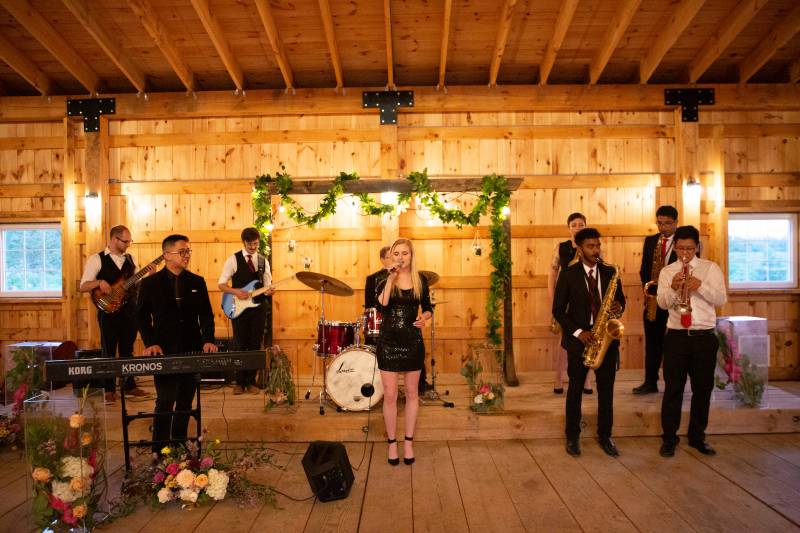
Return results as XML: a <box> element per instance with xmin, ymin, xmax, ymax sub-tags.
<box><xmin>364</xmin><ymin>307</ymin><xmax>383</xmax><ymax>336</ymax></box>
<box><xmin>314</xmin><ymin>320</ymin><xmax>356</xmax><ymax>356</ymax></box>
<box><xmin>325</xmin><ymin>346</ymin><xmax>383</xmax><ymax>411</ymax></box>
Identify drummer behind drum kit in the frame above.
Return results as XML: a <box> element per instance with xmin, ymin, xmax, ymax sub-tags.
<box><xmin>296</xmin><ymin>270</ymin><xmax>451</xmax><ymax>416</ymax></box>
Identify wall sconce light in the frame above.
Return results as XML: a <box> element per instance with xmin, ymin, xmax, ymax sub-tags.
<box><xmin>686</xmin><ymin>176</ymin><xmax>701</xmax><ymax>188</ymax></box>
<box><xmin>84</xmin><ymin>192</ymin><xmax>102</xmax><ymax>232</ymax></box>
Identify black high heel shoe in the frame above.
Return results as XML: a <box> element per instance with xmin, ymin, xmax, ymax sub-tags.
<box><xmin>403</xmin><ymin>436</ymin><xmax>415</xmax><ymax>465</ymax></box>
<box><xmin>387</xmin><ymin>438</ymin><xmax>400</xmax><ymax>466</ymax></box>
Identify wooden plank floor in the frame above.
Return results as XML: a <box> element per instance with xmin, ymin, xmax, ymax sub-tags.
<box><xmin>2</xmin><ymin>435</ymin><xmax>799</xmax><ymax>532</ymax></box>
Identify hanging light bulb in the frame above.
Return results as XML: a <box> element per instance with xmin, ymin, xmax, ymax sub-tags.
<box><xmin>278</xmin><ymin>205</ymin><xmax>286</xmax><ymax>213</ymax></box>
<box><xmin>265</xmin><ymin>222</ymin><xmax>274</xmax><ymax>232</ymax></box>
<box><xmin>501</xmin><ymin>205</ymin><xmax>511</xmax><ymax>217</ymax></box>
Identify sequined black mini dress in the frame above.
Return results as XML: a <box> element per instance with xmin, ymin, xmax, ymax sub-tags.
<box><xmin>375</xmin><ymin>276</ymin><xmax>432</xmax><ymax>372</ymax></box>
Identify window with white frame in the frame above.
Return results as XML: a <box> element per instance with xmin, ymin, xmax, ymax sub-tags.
<box><xmin>728</xmin><ymin>213</ymin><xmax>797</xmax><ymax>289</ymax></box>
<box><xmin>0</xmin><ymin>224</ymin><xmax>62</xmax><ymax>297</ymax></box>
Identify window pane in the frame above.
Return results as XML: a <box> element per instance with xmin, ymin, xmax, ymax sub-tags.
<box><xmin>4</xmin><ymin>230</ymin><xmax>24</xmax><ymax>250</ymax></box>
<box><xmin>47</xmin><ymin>248</ymin><xmax>62</xmax><ymax>265</ymax></box>
<box><xmin>729</xmin><ymin>215</ymin><xmax>796</xmax><ymax>288</ymax></box>
<box><xmin>25</xmin><ymin>271</ymin><xmax>43</xmax><ymax>290</ymax></box>
<box><xmin>6</xmin><ymin>269</ymin><xmax>24</xmax><ymax>291</ymax></box>
<box><xmin>24</xmin><ymin>230</ymin><xmax>43</xmax><ymax>249</ymax></box>
<box><xmin>44</xmin><ymin>229</ymin><xmax>61</xmax><ymax>249</ymax></box>
<box><xmin>4</xmin><ymin>249</ymin><xmax>24</xmax><ymax>271</ymax></box>
<box><xmin>44</xmin><ymin>270</ymin><xmax>62</xmax><ymax>290</ymax></box>
<box><xmin>768</xmin><ymin>270</ymin><xmax>789</xmax><ymax>282</ymax></box>
<box><xmin>25</xmin><ymin>249</ymin><xmax>44</xmax><ymax>270</ymax></box>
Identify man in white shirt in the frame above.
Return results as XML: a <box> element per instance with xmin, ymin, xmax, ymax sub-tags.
<box><xmin>218</xmin><ymin>227</ymin><xmax>274</xmax><ymax>394</ymax></box>
<box><xmin>79</xmin><ymin>225</ymin><xmax>149</xmax><ymax>400</ymax></box>
<box><xmin>656</xmin><ymin>225</ymin><xmax>727</xmax><ymax>457</ymax></box>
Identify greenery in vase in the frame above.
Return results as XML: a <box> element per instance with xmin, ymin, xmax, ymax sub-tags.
<box><xmin>264</xmin><ymin>349</ymin><xmax>295</xmax><ymax>410</ymax></box>
<box><xmin>715</xmin><ymin>329</ymin><xmax>766</xmax><ymax>408</ymax></box>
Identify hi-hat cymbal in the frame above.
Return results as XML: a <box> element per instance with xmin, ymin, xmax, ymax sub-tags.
<box><xmin>296</xmin><ymin>271</ymin><xmax>354</xmax><ymax>296</ymax></box>
<box><xmin>420</xmin><ymin>270</ymin><xmax>440</xmax><ymax>286</ymax></box>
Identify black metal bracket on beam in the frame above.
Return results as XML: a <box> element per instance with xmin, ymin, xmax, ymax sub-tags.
<box><xmin>66</xmin><ymin>98</ymin><xmax>116</xmax><ymax>132</ymax></box>
<box><xmin>664</xmin><ymin>89</ymin><xmax>714</xmax><ymax>122</ymax></box>
<box><xmin>362</xmin><ymin>91</ymin><xmax>414</xmax><ymax>125</ymax></box>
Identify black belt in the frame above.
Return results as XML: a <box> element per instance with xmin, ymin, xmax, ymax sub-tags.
<box><xmin>667</xmin><ymin>328</ymin><xmax>715</xmax><ymax>337</ymax></box>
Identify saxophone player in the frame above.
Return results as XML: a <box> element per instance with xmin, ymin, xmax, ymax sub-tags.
<box><xmin>634</xmin><ymin>205</ymin><xmax>679</xmax><ymax>395</ymax></box>
<box><xmin>656</xmin><ymin>225</ymin><xmax>727</xmax><ymax>458</ymax></box>
<box><xmin>553</xmin><ymin>228</ymin><xmax>625</xmax><ymax>457</ymax></box>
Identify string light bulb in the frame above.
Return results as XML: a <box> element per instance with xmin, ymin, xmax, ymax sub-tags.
<box><xmin>501</xmin><ymin>206</ymin><xmax>511</xmax><ymax>217</ymax></box>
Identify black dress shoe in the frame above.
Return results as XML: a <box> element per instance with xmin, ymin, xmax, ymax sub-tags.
<box><xmin>632</xmin><ymin>382</ymin><xmax>659</xmax><ymax>395</ymax></box>
<box><xmin>553</xmin><ymin>387</ymin><xmax>564</xmax><ymax>394</ymax></box>
<box><xmin>659</xmin><ymin>442</ymin><xmax>676</xmax><ymax>457</ymax></box>
<box><xmin>689</xmin><ymin>441</ymin><xmax>717</xmax><ymax>456</ymax></box>
<box><xmin>565</xmin><ymin>439</ymin><xmax>581</xmax><ymax>457</ymax></box>
<box><xmin>599</xmin><ymin>438</ymin><xmax>619</xmax><ymax>457</ymax></box>
<box><xmin>583</xmin><ymin>388</ymin><xmax>593</xmax><ymax>395</ymax></box>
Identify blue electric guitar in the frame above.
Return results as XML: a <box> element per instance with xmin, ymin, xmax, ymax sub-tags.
<box><xmin>221</xmin><ymin>275</ymin><xmax>294</xmax><ymax>319</ymax></box>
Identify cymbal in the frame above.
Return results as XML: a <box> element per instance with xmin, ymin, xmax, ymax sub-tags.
<box><xmin>419</xmin><ymin>270</ymin><xmax>440</xmax><ymax>286</ymax></box>
<box><xmin>431</xmin><ymin>299</ymin><xmax>449</xmax><ymax>305</ymax></box>
<box><xmin>296</xmin><ymin>271</ymin><xmax>354</xmax><ymax>296</ymax></box>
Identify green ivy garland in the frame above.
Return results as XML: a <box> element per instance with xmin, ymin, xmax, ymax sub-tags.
<box><xmin>252</xmin><ymin>169</ymin><xmax>511</xmax><ymax>348</ymax></box>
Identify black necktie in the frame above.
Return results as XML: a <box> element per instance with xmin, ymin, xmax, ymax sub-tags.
<box><xmin>588</xmin><ymin>268</ymin><xmax>600</xmax><ymax>321</ymax></box>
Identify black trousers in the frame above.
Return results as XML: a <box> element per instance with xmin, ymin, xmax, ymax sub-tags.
<box><xmin>642</xmin><ymin>307</ymin><xmax>669</xmax><ymax>384</ymax></box>
<box><xmin>153</xmin><ymin>373</ymin><xmax>198</xmax><ymax>451</ymax></box>
<box><xmin>98</xmin><ymin>310</ymin><xmax>137</xmax><ymax>392</ymax></box>
<box><xmin>232</xmin><ymin>306</ymin><xmax>267</xmax><ymax>387</ymax></box>
<box><xmin>565</xmin><ymin>343</ymin><xmax>618</xmax><ymax>440</ymax></box>
<box><xmin>661</xmin><ymin>330</ymin><xmax>719</xmax><ymax>445</ymax></box>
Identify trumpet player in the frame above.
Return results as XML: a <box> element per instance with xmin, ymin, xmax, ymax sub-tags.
<box><xmin>634</xmin><ymin>205</ymin><xmax>679</xmax><ymax>395</ymax></box>
<box><xmin>656</xmin><ymin>225</ymin><xmax>727</xmax><ymax>458</ymax></box>
<box><xmin>553</xmin><ymin>228</ymin><xmax>625</xmax><ymax>458</ymax></box>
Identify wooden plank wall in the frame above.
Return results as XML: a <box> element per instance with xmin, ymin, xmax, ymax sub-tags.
<box><xmin>0</xmin><ymin>111</ymin><xmax>797</xmax><ymax>380</ymax></box>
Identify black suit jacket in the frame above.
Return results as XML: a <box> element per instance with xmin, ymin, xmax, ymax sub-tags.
<box><xmin>639</xmin><ymin>233</ymin><xmax>678</xmax><ymax>286</ymax></box>
<box><xmin>138</xmin><ymin>268</ymin><xmax>215</xmax><ymax>354</ymax></box>
<box><xmin>364</xmin><ymin>269</ymin><xmax>388</xmax><ymax>309</ymax></box>
<box><xmin>553</xmin><ymin>262</ymin><xmax>626</xmax><ymax>352</ymax></box>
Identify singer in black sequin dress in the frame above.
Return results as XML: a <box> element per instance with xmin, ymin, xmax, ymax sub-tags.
<box><xmin>375</xmin><ymin>275</ymin><xmax>432</xmax><ymax>371</ymax></box>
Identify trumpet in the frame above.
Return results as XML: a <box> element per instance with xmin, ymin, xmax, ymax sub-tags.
<box><xmin>676</xmin><ymin>258</ymin><xmax>693</xmax><ymax>328</ymax></box>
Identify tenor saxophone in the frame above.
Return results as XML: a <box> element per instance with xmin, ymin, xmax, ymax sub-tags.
<box><xmin>643</xmin><ymin>234</ymin><xmax>665</xmax><ymax>322</ymax></box>
<box><xmin>583</xmin><ymin>259</ymin><xmax>624</xmax><ymax>369</ymax></box>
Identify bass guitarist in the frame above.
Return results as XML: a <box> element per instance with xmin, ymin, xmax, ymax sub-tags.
<box><xmin>218</xmin><ymin>227</ymin><xmax>274</xmax><ymax>394</ymax></box>
<box><xmin>79</xmin><ymin>225</ymin><xmax>151</xmax><ymax>401</ymax></box>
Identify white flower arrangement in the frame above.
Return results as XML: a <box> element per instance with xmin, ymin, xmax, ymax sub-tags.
<box><xmin>205</xmin><ymin>468</ymin><xmax>229</xmax><ymax>501</ymax></box>
<box><xmin>60</xmin><ymin>456</ymin><xmax>94</xmax><ymax>480</ymax></box>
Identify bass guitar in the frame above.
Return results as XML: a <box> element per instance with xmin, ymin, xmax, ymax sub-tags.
<box><xmin>221</xmin><ymin>275</ymin><xmax>295</xmax><ymax>319</ymax></box>
<box><xmin>91</xmin><ymin>255</ymin><xmax>164</xmax><ymax>313</ymax></box>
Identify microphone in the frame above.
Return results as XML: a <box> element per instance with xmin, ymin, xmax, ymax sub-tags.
<box><xmin>388</xmin><ymin>263</ymin><xmax>402</xmax><ymax>274</ymax></box>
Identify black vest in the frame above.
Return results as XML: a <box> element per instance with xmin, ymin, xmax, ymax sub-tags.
<box><xmin>558</xmin><ymin>240</ymin><xmax>578</xmax><ymax>270</ymax></box>
<box><xmin>96</xmin><ymin>250</ymin><xmax>136</xmax><ymax>313</ymax></box>
<box><xmin>232</xmin><ymin>251</ymin><xmax>265</xmax><ymax>289</ymax></box>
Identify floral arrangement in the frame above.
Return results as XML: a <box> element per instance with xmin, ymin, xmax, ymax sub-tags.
<box><xmin>5</xmin><ymin>346</ymin><xmax>43</xmax><ymax>400</ymax></box>
<box><xmin>0</xmin><ymin>382</ymin><xmax>27</xmax><ymax>448</ymax></box>
<box><xmin>461</xmin><ymin>343</ymin><xmax>505</xmax><ymax>413</ymax></box>
<box><xmin>715</xmin><ymin>328</ymin><xmax>766</xmax><ymax>408</ymax></box>
<box><xmin>265</xmin><ymin>348</ymin><xmax>295</xmax><ymax>410</ymax></box>
<box><xmin>26</xmin><ymin>388</ymin><xmax>106</xmax><ymax>531</ymax></box>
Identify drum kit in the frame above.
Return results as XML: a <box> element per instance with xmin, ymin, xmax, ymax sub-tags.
<box><xmin>296</xmin><ymin>270</ymin><xmax>448</xmax><ymax>415</ymax></box>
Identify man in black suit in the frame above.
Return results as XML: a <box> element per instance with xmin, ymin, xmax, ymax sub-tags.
<box><xmin>633</xmin><ymin>205</ymin><xmax>678</xmax><ymax>395</ymax></box>
<box><xmin>364</xmin><ymin>245</ymin><xmax>392</xmax><ymax>316</ymax></box>
<box><xmin>553</xmin><ymin>228</ymin><xmax>625</xmax><ymax>457</ymax></box>
<box><xmin>138</xmin><ymin>234</ymin><xmax>217</xmax><ymax>452</ymax></box>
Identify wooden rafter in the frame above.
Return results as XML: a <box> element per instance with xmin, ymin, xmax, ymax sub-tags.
<box><xmin>2</xmin><ymin>0</ymin><xmax>99</xmax><ymax>93</ymax></box>
<box><xmin>588</xmin><ymin>0</ymin><xmax>641</xmax><ymax>84</ymax></box>
<box><xmin>253</xmin><ymin>0</ymin><xmax>294</xmax><ymax>90</ymax></box>
<box><xmin>437</xmin><ymin>0</ymin><xmax>453</xmax><ymax>89</ymax></box>
<box><xmin>639</xmin><ymin>0</ymin><xmax>705</xmax><ymax>83</ymax></box>
<box><xmin>0</xmin><ymin>32</ymin><xmax>53</xmax><ymax>95</ymax></box>
<box><xmin>61</xmin><ymin>0</ymin><xmax>147</xmax><ymax>93</ymax></box>
<box><xmin>539</xmin><ymin>0</ymin><xmax>579</xmax><ymax>85</ymax></box>
<box><xmin>384</xmin><ymin>0</ymin><xmax>394</xmax><ymax>89</ymax></box>
<box><xmin>738</xmin><ymin>4</ymin><xmax>800</xmax><ymax>82</ymax></box>
<box><xmin>317</xmin><ymin>0</ymin><xmax>343</xmax><ymax>89</ymax></box>
<box><xmin>189</xmin><ymin>0</ymin><xmax>244</xmax><ymax>92</ymax></box>
<box><xmin>488</xmin><ymin>0</ymin><xmax>518</xmax><ymax>87</ymax></box>
<box><xmin>126</xmin><ymin>0</ymin><xmax>194</xmax><ymax>93</ymax></box>
<box><xmin>790</xmin><ymin>57</ymin><xmax>800</xmax><ymax>83</ymax></box>
<box><xmin>688</xmin><ymin>0</ymin><xmax>768</xmax><ymax>83</ymax></box>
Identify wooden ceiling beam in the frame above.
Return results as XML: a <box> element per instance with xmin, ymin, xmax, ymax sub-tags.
<box><xmin>1</xmin><ymin>0</ymin><xmax>99</xmax><ymax>93</ymax></box>
<box><xmin>437</xmin><ymin>0</ymin><xmax>453</xmax><ymax>89</ymax></box>
<box><xmin>488</xmin><ymin>0</ymin><xmax>518</xmax><ymax>87</ymax></box>
<box><xmin>61</xmin><ymin>0</ymin><xmax>147</xmax><ymax>93</ymax></box>
<box><xmin>384</xmin><ymin>0</ymin><xmax>394</xmax><ymax>89</ymax></box>
<box><xmin>189</xmin><ymin>0</ymin><xmax>244</xmax><ymax>92</ymax></box>
<box><xmin>0</xmin><ymin>32</ymin><xmax>53</xmax><ymax>95</ymax></box>
<box><xmin>688</xmin><ymin>0</ymin><xmax>767</xmax><ymax>83</ymax></box>
<box><xmin>639</xmin><ymin>0</ymin><xmax>705</xmax><ymax>83</ymax></box>
<box><xmin>738</xmin><ymin>4</ymin><xmax>800</xmax><ymax>82</ymax></box>
<box><xmin>126</xmin><ymin>0</ymin><xmax>194</xmax><ymax>93</ymax></box>
<box><xmin>317</xmin><ymin>0</ymin><xmax>343</xmax><ymax>89</ymax></box>
<box><xmin>253</xmin><ymin>0</ymin><xmax>294</xmax><ymax>90</ymax></box>
<box><xmin>790</xmin><ymin>58</ymin><xmax>800</xmax><ymax>83</ymax></box>
<box><xmin>539</xmin><ymin>0</ymin><xmax>579</xmax><ymax>85</ymax></box>
<box><xmin>588</xmin><ymin>0</ymin><xmax>641</xmax><ymax>84</ymax></box>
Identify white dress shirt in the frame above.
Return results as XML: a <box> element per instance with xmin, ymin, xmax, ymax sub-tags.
<box><xmin>573</xmin><ymin>262</ymin><xmax>604</xmax><ymax>338</ymax></box>
<box><xmin>656</xmin><ymin>256</ymin><xmax>727</xmax><ymax>329</ymax></box>
<box><xmin>80</xmin><ymin>247</ymin><xmax>137</xmax><ymax>285</ymax></box>
<box><xmin>218</xmin><ymin>248</ymin><xmax>272</xmax><ymax>287</ymax></box>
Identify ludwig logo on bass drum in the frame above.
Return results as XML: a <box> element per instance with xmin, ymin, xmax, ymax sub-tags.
<box><xmin>336</xmin><ymin>362</ymin><xmax>355</xmax><ymax>374</ymax></box>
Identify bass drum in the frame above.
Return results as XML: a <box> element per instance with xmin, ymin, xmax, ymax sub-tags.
<box><xmin>325</xmin><ymin>346</ymin><xmax>383</xmax><ymax>411</ymax></box>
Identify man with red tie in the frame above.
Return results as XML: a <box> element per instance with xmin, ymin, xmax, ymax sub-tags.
<box><xmin>218</xmin><ymin>227</ymin><xmax>274</xmax><ymax>394</ymax></box>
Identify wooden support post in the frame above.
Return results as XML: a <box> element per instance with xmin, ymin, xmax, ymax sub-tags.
<box><xmin>61</xmin><ymin>118</ymin><xmax>80</xmax><ymax>344</ymax></box>
<box><xmin>674</xmin><ymin>109</ymin><xmax>701</xmax><ymax>229</ymax></box>
<box><xmin>380</xmin><ymin>124</ymin><xmax>399</xmax><ymax>245</ymax></box>
<box><xmin>502</xmin><ymin>218</ymin><xmax>518</xmax><ymax>386</ymax></box>
<box><xmin>707</xmin><ymin>125</ymin><xmax>728</xmax><ymax>275</ymax></box>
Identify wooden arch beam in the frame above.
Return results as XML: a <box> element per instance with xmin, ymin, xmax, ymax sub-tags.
<box><xmin>61</xmin><ymin>0</ymin><xmax>147</xmax><ymax>93</ymax></box>
<box><xmin>317</xmin><ymin>0</ymin><xmax>343</xmax><ymax>89</ymax></box>
<box><xmin>254</xmin><ymin>0</ymin><xmax>294</xmax><ymax>90</ymax></box>
<box><xmin>488</xmin><ymin>0</ymin><xmax>518</xmax><ymax>87</ymax></box>
<box><xmin>688</xmin><ymin>0</ymin><xmax>767</xmax><ymax>83</ymax></box>
<box><xmin>126</xmin><ymin>0</ymin><xmax>195</xmax><ymax>93</ymax></box>
<box><xmin>437</xmin><ymin>0</ymin><xmax>453</xmax><ymax>89</ymax></box>
<box><xmin>0</xmin><ymin>32</ymin><xmax>53</xmax><ymax>95</ymax></box>
<box><xmin>2</xmin><ymin>0</ymin><xmax>100</xmax><ymax>93</ymax></box>
<box><xmin>539</xmin><ymin>0</ymin><xmax>579</xmax><ymax>85</ymax></box>
<box><xmin>189</xmin><ymin>0</ymin><xmax>245</xmax><ymax>92</ymax></box>
<box><xmin>588</xmin><ymin>0</ymin><xmax>641</xmax><ymax>84</ymax></box>
<box><xmin>639</xmin><ymin>0</ymin><xmax>705</xmax><ymax>83</ymax></box>
<box><xmin>738</xmin><ymin>4</ymin><xmax>800</xmax><ymax>82</ymax></box>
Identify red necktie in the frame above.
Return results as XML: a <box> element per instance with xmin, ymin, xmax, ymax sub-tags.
<box><xmin>661</xmin><ymin>238</ymin><xmax>667</xmax><ymax>259</ymax></box>
<box><xmin>247</xmin><ymin>255</ymin><xmax>255</xmax><ymax>273</ymax></box>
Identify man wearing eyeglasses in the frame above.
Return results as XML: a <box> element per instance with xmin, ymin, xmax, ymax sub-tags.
<box><xmin>138</xmin><ymin>234</ymin><xmax>217</xmax><ymax>452</ymax></box>
<box><xmin>79</xmin><ymin>225</ymin><xmax>148</xmax><ymax>401</ymax></box>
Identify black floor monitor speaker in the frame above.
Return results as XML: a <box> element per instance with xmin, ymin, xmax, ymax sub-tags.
<box><xmin>302</xmin><ymin>441</ymin><xmax>354</xmax><ymax>502</ymax></box>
